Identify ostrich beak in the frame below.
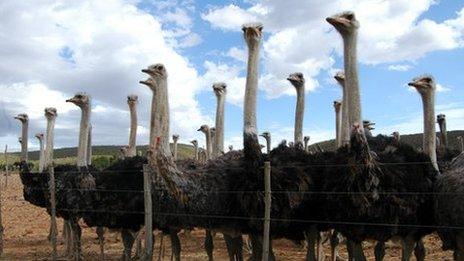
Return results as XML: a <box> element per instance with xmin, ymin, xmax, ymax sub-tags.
<box><xmin>139</xmin><ymin>80</ymin><xmax>150</xmax><ymax>86</ymax></box>
<box><xmin>66</xmin><ymin>98</ymin><xmax>75</xmax><ymax>103</ymax></box>
<box><xmin>141</xmin><ymin>69</ymin><xmax>151</xmax><ymax>74</ymax></box>
<box><xmin>326</xmin><ymin>17</ymin><xmax>349</xmax><ymax>27</ymax></box>
<box><xmin>197</xmin><ymin>128</ymin><xmax>201</xmax><ymax>131</ymax></box>
<box><xmin>408</xmin><ymin>81</ymin><xmax>419</xmax><ymax>87</ymax></box>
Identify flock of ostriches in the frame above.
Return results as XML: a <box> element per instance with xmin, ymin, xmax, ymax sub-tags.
<box><xmin>12</xmin><ymin>11</ymin><xmax>464</xmax><ymax>261</ymax></box>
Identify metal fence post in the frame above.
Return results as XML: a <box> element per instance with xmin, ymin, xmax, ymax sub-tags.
<box><xmin>143</xmin><ymin>164</ymin><xmax>153</xmax><ymax>260</ymax></box>
<box><xmin>262</xmin><ymin>161</ymin><xmax>271</xmax><ymax>261</ymax></box>
<box><xmin>48</xmin><ymin>165</ymin><xmax>57</xmax><ymax>260</ymax></box>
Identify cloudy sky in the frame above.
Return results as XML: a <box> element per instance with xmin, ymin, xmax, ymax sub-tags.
<box><xmin>1</xmin><ymin>0</ymin><xmax>463</xmax><ymax>152</ymax></box>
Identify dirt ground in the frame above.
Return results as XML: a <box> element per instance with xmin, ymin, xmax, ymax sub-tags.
<box><xmin>0</xmin><ymin>173</ymin><xmax>454</xmax><ymax>260</ymax></box>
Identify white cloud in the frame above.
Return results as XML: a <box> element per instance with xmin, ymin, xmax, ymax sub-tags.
<box><xmin>202</xmin><ymin>0</ymin><xmax>464</xmax><ymax>98</ymax></box>
<box><xmin>388</xmin><ymin>64</ymin><xmax>413</xmax><ymax>72</ymax></box>
<box><xmin>0</xmin><ymin>0</ymin><xmax>208</xmax><ymax>150</ymax></box>
<box><xmin>436</xmin><ymin>83</ymin><xmax>451</xmax><ymax>93</ymax></box>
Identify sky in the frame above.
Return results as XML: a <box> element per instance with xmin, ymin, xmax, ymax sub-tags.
<box><xmin>0</xmin><ymin>0</ymin><xmax>463</xmax><ymax>152</ymax></box>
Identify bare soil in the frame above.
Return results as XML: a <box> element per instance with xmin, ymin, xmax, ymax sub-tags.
<box><xmin>0</xmin><ymin>174</ymin><xmax>454</xmax><ymax>260</ymax></box>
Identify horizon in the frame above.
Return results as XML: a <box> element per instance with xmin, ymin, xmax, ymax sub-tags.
<box><xmin>1</xmin><ymin>0</ymin><xmax>464</xmax><ymax>153</ymax></box>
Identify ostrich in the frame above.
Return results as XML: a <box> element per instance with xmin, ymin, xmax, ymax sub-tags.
<box><xmin>35</xmin><ymin>133</ymin><xmax>45</xmax><ymax>172</ymax></box>
<box><xmin>408</xmin><ymin>75</ymin><xmax>439</xmax><ymax>170</ymax></box>
<box><xmin>327</xmin><ymin>12</ymin><xmax>362</xmax><ymax>133</ymax></box>
<box><xmin>43</xmin><ymin>108</ymin><xmax>57</xmax><ymax>169</ymax></box>
<box><xmin>333</xmin><ymin>101</ymin><xmax>342</xmax><ymax>148</ymax></box>
<box><xmin>334</xmin><ymin>71</ymin><xmax>349</xmax><ymax>146</ymax></box>
<box><xmin>304</xmin><ymin>136</ymin><xmax>310</xmax><ymax>153</ymax></box>
<box><xmin>191</xmin><ymin>140</ymin><xmax>199</xmax><ymax>161</ymax></box>
<box><xmin>260</xmin><ymin>131</ymin><xmax>271</xmax><ymax>154</ymax></box>
<box><xmin>228</xmin><ymin>145</ymin><xmax>234</xmax><ymax>152</ymax></box>
<box><xmin>198</xmin><ymin>125</ymin><xmax>212</xmax><ymax>160</ymax></box>
<box><xmin>172</xmin><ymin>134</ymin><xmax>180</xmax><ymax>160</ymax></box>
<box><xmin>126</xmin><ymin>95</ymin><xmax>138</xmax><ymax>157</ymax></box>
<box><xmin>287</xmin><ymin>72</ymin><xmax>305</xmax><ymax>146</ymax></box>
<box><xmin>457</xmin><ymin>136</ymin><xmax>463</xmax><ymax>152</ymax></box>
<box><xmin>213</xmin><ymin>82</ymin><xmax>227</xmax><ymax>158</ymax></box>
<box><xmin>14</xmin><ymin>113</ymin><xmax>29</xmax><ymax>162</ymax></box>
<box><xmin>437</xmin><ymin>114</ymin><xmax>448</xmax><ymax>154</ymax></box>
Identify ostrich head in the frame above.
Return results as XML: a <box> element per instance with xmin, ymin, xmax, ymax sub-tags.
<box><xmin>437</xmin><ymin>114</ymin><xmax>446</xmax><ymax>125</ymax></box>
<box><xmin>210</xmin><ymin>127</ymin><xmax>216</xmax><ymax>136</ymax></box>
<box><xmin>35</xmin><ymin>133</ymin><xmax>44</xmax><ymax>140</ymax></box>
<box><xmin>408</xmin><ymin>75</ymin><xmax>436</xmax><ymax>96</ymax></box>
<box><xmin>213</xmin><ymin>82</ymin><xmax>227</xmax><ymax>97</ymax></box>
<box><xmin>44</xmin><ymin>107</ymin><xmax>57</xmax><ymax>120</ymax></box>
<box><xmin>127</xmin><ymin>94</ymin><xmax>138</xmax><ymax>106</ymax></box>
<box><xmin>66</xmin><ymin>93</ymin><xmax>90</xmax><ymax>108</ymax></box>
<box><xmin>304</xmin><ymin>136</ymin><xmax>310</xmax><ymax>143</ymax></box>
<box><xmin>392</xmin><ymin>131</ymin><xmax>400</xmax><ymax>140</ymax></box>
<box><xmin>142</xmin><ymin>63</ymin><xmax>167</xmax><ymax>83</ymax></box>
<box><xmin>242</xmin><ymin>23</ymin><xmax>263</xmax><ymax>48</ymax></box>
<box><xmin>172</xmin><ymin>134</ymin><xmax>179</xmax><ymax>142</ymax></box>
<box><xmin>363</xmin><ymin>120</ymin><xmax>375</xmax><ymax>131</ymax></box>
<box><xmin>190</xmin><ymin>140</ymin><xmax>198</xmax><ymax>147</ymax></box>
<box><xmin>287</xmin><ymin>72</ymin><xmax>305</xmax><ymax>89</ymax></box>
<box><xmin>197</xmin><ymin>124</ymin><xmax>210</xmax><ymax>134</ymax></box>
<box><xmin>326</xmin><ymin>11</ymin><xmax>359</xmax><ymax>35</ymax></box>
<box><xmin>139</xmin><ymin>77</ymin><xmax>156</xmax><ymax>91</ymax></box>
<box><xmin>334</xmin><ymin>71</ymin><xmax>345</xmax><ymax>85</ymax></box>
<box><xmin>14</xmin><ymin>113</ymin><xmax>28</xmax><ymax>123</ymax></box>
<box><xmin>18</xmin><ymin>137</ymin><xmax>22</xmax><ymax>144</ymax></box>
<box><xmin>349</xmin><ymin>122</ymin><xmax>369</xmax><ymax>153</ymax></box>
<box><xmin>260</xmin><ymin>131</ymin><xmax>270</xmax><ymax>140</ymax></box>
<box><xmin>333</xmin><ymin>100</ymin><xmax>342</xmax><ymax>112</ymax></box>
<box><xmin>228</xmin><ymin>145</ymin><xmax>233</xmax><ymax>151</ymax></box>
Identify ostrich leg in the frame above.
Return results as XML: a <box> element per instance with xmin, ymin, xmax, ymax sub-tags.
<box><xmin>97</xmin><ymin>226</ymin><xmax>105</xmax><ymax>260</ymax></box>
<box><xmin>121</xmin><ymin>229</ymin><xmax>135</xmax><ymax>260</ymax></box>
<box><xmin>205</xmin><ymin>230</ymin><xmax>214</xmax><ymax>261</ymax></box>
<box><xmin>374</xmin><ymin>241</ymin><xmax>385</xmax><ymax>261</ymax></box>
<box><xmin>414</xmin><ymin>239</ymin><xmax>425</xmax><ymax>261</ymax></box>
<box><xmin>352</xmin><ymin>242</ymin><xmax>366</xmax><ymax>261</ymax></box>
<box><xmin>170</xmin><ymin>229</ymin><xmax>181</xmax><ymax>261</ymax></box>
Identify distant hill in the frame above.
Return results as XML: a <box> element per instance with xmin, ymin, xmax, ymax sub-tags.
<box><xmin>311</xmin><ymin>130</ymin><xmax>464</xmax><ymax>152</ymax></box>
<box><xmin>4</xmin><ymin>143</ymin><xmax>195</xmax><ymax>161</ymax></box>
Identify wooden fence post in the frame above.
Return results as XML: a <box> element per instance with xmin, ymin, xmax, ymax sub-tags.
<box><xmin>48</xmin><ymin>165</ymin><xmax>57</xmax><ymax>260</ymax></box>
<box><xmin>4</xmin><ymin>145</ymin><xmax>8</xmax><ymax>188</ymax></box>
<box><xmin>262</xmin><ymin>161</ymin><xmax>271</xmax><ymax>261</ymax></box>
<box><xmin>0</xmin><ymin>152</ymin><xmax>4</xmax><ymax>256</ymax></box>
<box><xmin>143</xmin><ymin>164</ymin><xmax>153</xmax><ymax>260</ymax></box>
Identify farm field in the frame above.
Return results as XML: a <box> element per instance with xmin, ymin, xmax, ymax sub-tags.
<box><xmin>0</xmin><ymin>173</ymin><xmax>453</xmax><ymax>260</ymax></box>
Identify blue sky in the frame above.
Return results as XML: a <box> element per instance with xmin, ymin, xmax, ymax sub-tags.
<box><xmin>1</xmin><ymin>0</ymin><xmax>463</xmax><ymax>152</ymax></box>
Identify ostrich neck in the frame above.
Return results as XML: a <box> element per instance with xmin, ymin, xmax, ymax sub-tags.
<box><xmin>128</xmin><ymin>103</ymin><xmax>138</xmax><ymax>157</ymax></box>
<box><xmin>294</xmin><ymin>87</ymin><xmax>305</xmax><ymax>145</ymax></box>
<box><xmin>20</xmin><ymin>121</ymin><xmax>28</xmax><ymax>162</ymax></box>
<box><xmin>149</xmin><ymin>92</ymin><xmax>156</xmax><ymax>147</ymax></box>
<box><xmin>340</xmin><ymin>86</ymin><xmax>349</xmax><ymax>146</ymax></box>
<box><xmin>343</xmin><ymin>31</ymin><xmax>363</xmax><ymax>132</ymax></box>
<box><xmin>87</xmin><ymin>125</ymin><xmax>92</xmax><ymax>165</ymax></box>
<box><xmin>44</xmin><ymin>117</ymin><xmax>56</xmax><ymax>168</ymax></box>
<box><xmin>38</xmin><ymin>138</ymin><xmax>44</xmax><ymax>172</ymax></box>
<box><xmin>173</xmin><ymin>140</ymin><xmax>178</xmax><ymax>160</ymax></box>
<box><xmin>243</xmin><ymin>44</ymin><xmax>262</xmax><ymax>160</ymax></box>
<box><xmin>265</xmin><ymin>137</ymin><xmax>271</xmax><ymax>154</ymax></box>
<box><xmin>438</xmin><ymin>120</ymin><xmax>448</xmax><ymax>149</ymax></box>
<box><xmin>77</xmin><ymin>106</ymin><xmax>90</xmax><ymax>167</ymax></box>
<box><xmin>214</xmin><ymin>95</ymin><xmax>225</xmax><ymax>158</ymax></box>
<box><xmin>205</xmin><ymin>131</ymin><xmax>212</xmax><ymax>160</ymax></box>
<box><xmin>193</xmin><ymin>144</ymin><xmax>198</xmax><ymax>161</ymax></box>
<box><xmin>421</xmin><ymin>92</ymin><xmax>438</xmax><ymax>170</ymax></box>
<box><xmin>153</xmin><ymin>78</ymin><xmax>171</xmax><ymax>155</ymax></box>
<box><xmin>304</xmin><ymin>139</ymin><xmax>309</xmax><ymax>152</ymax></box>
<box><xmin>335</xmin><ymin>108</ymin><xmax>341</xmax><ymax>148</ymax></box>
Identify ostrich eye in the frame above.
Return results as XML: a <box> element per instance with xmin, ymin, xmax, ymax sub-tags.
<box><xmin>423</xmin><ymin>77</ymin><xmax>432</xmax><ymax>83</ymax></box>
<box><xmin>345</xmin><ymin>14</ymin><xmax>354</xmax><ymax>20</ymax></box>
<box><xmin>156</xmin><ymin>65</ymin><xmax>164</xmax><ymax>70</ymax></box>
<box><xmin>76</xmin><ymin>94</ymin><xmax>82</xmax><ymax>99</ymax></box>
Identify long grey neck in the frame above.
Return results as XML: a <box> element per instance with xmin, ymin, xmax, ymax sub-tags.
<box><xmin>153</xmin><ymin>78</ymin><xmax>171</xmax><ymax>155</ymax></box>
<box><xmin>87</xmin><ymin>125</ymin><xmax>92</xmax><ymax>165</ymax></box>
<box><xmin>149</xmin><ymin>92</ymin><xmax>156</xmax><ymax>146</ymax></box>
<box><xmin>438</xmin><ymin>120</ymin><xmax>448</xmax><ymax>150</ymax></box>
<box><xmin>205</xmin><ymin>131</ymin><xmax>212</xmax><ymax>160</ymax></box>
<box><xmin>44</xmin><ymin>117</ymin><xmax>56</xmax><ymax>168</ymax></box>
<box><xmin>421</xmin><ymin>91</ymin><xmax>438</xmax><ymax>170</ymax></box>
<box><xmin>343</xmin><ymin>31</ymin><xmax>363</xmax><ymax>133</ymax></box>
<box><xmin>193</xmin><ymin>144</ymin><xmax>198</xmax><ymax>161</ymax></box>
<box><xmin>459</xmin><ymin>137</ymin><xmax>464</xmax><ymax>152</ymax></box>
<box><xmin>37</xmin><ymin>137</ymin><xmax>44</xmax><ymax>172</ymax></box>
<box><xmin>339</xmin><ymin>84</ymin><xmax>349</xmax><ymax>146</ymax></box>
<box><xmin>265</xmin><ymin>137</ymin><xmax>271</xmax><ymax>154</ymax></box>
<box><xmin>335</xmin><ymin>108</ymin><xmax>341</xmax><ymax>148</ymax></box>
<box><xmin>243</xmin><ymin>43</ymin><xmax>262</xmax><ymax>159</ymax></box>
<box><xmin>214</xmin><ymin>95</ymin><xmax>225</xmax><ymax>158</ymax></box>
<box><xmin>128</xmin><ymin>103</ymin><xmax>138</xmax><ymax>157</ymax></box>
<box><xmin>20</xmin><ymin>121</ymin><xmax>28</xmax><ymax>162</ymax></box>
<box><xmin>173</xmin><ymin>140</ymin><xmax>178</xmax><ymax>160</ymax></box>
<box><xmin>294</xmin><ymin>86</ymin><xmax>305</xmax><ymax>146</ymax></box>
<box><xmin>77</xmin><ymin>106</ymin><xmax>90</xmax><ymax>167</ymax></box>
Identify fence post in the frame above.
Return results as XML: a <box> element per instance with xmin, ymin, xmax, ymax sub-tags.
<box><xmin>0</xmin><ymin>150</ymin><xmax>4</xmax><ymax>256</ymax></box>
<box><xmin>4</xmin><ymin>145</ymin><xmax>8</xmax><ymax>188</ymax></box>
<box><xmin>143</xmin><ymin>164</ymin><xmax>153</xmax><ymax>260</ymax></box>
<box><xmin>48</xmin><ymin>165</ymin><xmax>57</xmax><ymax>260</ymax></box>
<box><xmin>262</xmin><ymin>161</ymin><xmax>271</xmax><ymax>261</ymax></box>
